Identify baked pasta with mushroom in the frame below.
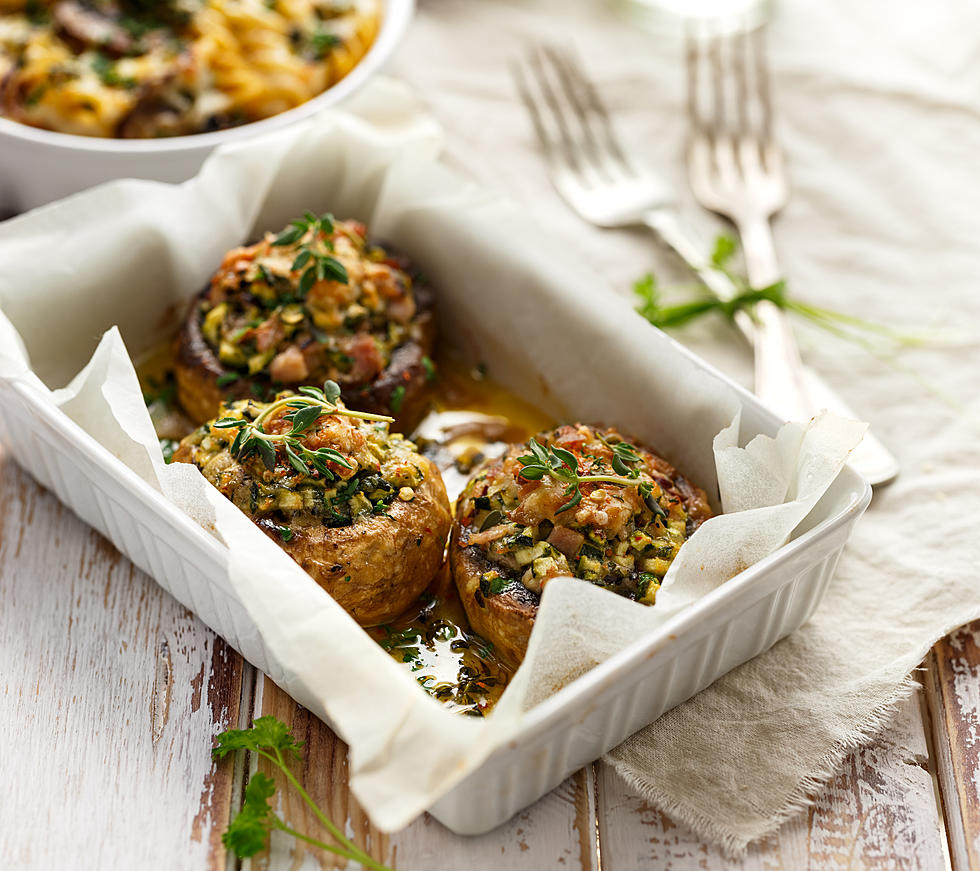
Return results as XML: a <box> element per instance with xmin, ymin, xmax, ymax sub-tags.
<box><xmin>175</xmin><ymin>212</ymin><xmax>435</xmax><ymax>431</ymax></box>
<box><xmin>172</xmin><ymin>382</ymin><xmax>452</xmax><ymax>626</ymax></box>
<box><xmin>0</xmin><ymin>0</ymin><xmax>380</xmax><ymax>138</ymax></box>
<box><xmin>451</xmin><ymin>424</ymin><xmax>712</xmax><ymax>665</ymax></box>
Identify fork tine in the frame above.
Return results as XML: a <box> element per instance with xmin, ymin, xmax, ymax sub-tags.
<box><xmin>732</xmin><ymin>30</ymin><xmax>749</xmax><ymax>138</ymax></box>
<box><xmin>685</xmin><ymin>29</ymin><xmax>704</xmax><ymax>135</ymax></box>
<box><xmin>696</xmin><ymin>32</ymin><xmax>740</xmax><ymax>189</ymax></box>
<box><xmin>523</xmin><ymin>45</ymin><xmax>589</xmax><ymax>177</ymax></box>
<box><xmin>750</xmin><ymin>27</ymin><xmax>773</xmax><ymax>144</ymax></box>
<box><xmin>539</xmin><ymin>46</ymin><xmax>604</xmax><ymax>169</ymax></box>
<box><xmin>542</xmin><ymin>45</ymin><xmax>633</xmax><ymax>177</ymax></box>
<box><xmin>511</xmin><ymin>57</ymin><xmax>561</xmax><ymax>164</ymax></box>
<box><xmin>708</xmin><ymin>35</ymin><xmax>727</xmax><ymax>140</ymax></box>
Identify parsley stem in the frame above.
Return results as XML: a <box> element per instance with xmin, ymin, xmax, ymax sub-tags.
<box><xmin>270</xmin><ymin>817</ymin><xmax>372</xmax><ymax>863</ymax></box>
<box><xmin>260</xmin><ymin>749</ymin><xmax>386</xmax><ymax>871</ymax></box>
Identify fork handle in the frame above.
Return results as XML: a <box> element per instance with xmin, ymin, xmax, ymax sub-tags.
<box><xmin>642</xmin><ymin>210</ymin><xmax>899</xmax><ymax>485</ymax></box>
<box><xmin>647</xmin><ymin>211</ymin><xmax>808</xmax><ymax>417</ymax></box>
<box><xmin>735</xmin><ymin>217</ymin><xmax>813</xmax><ymax>421</ymax></box>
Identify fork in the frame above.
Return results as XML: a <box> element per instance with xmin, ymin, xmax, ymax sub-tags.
<box><xmin>513</xmin><ymin>42</ymin><xmax>898</xmax><ymax>486</ymax></box>
<box><xmin>686</xmin><ymin>28</ymin><xmax>897</xmax><ymax>485</ymax></box>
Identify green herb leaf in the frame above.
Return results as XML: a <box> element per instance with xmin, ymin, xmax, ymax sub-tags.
<box><xmin>289</xmin><ymin>404</ymin><xmax>322</xmax><ymax>435</ymax></box>
<box><xmin>284</xmin><ymin>443</ymin><xmax>310</xmax><ymax>476</ymax></box>
<box><xmin>550</xmin><ymin>446</ymin><xmax>579</xmax><ymax>472</ymax></box>
<box><xmin>322</xmin><ymin>380</ymin><xmax>341</xmax><ymax>405</ymax></box>
<box><xmin>214</xmin><ymin>717</ymin><xmax>395</xmax><ymax>869</ymax></box>
<box><xmin>222</xmin><ymin>773</ymin><xmax>278</xmax><ymax>858</ymax></box>
<box><xmin>640</xmin><ymin>483</ymin><xmax>668</xmax><ymax>520</ymax></box>
<box><xmin>555</xmin><ymin>484</ymin><xmax>582</xmax><ymax>514</ymax></box>
<box><xmin>298</xmin><ymin>265</ymin><xmax>317</xmax><ymax>296</ymax></box>
<box><xmin>421</xmin><ymin>355</ymin><xmax>436</xmax><ymax>382</ymax></box>
<box><xmin>272</xmin><ymin>225</ymin><xmax>306</xmax><ymax>247</ymax></box>
<box><xmin>291</xmin><ymin>249</ymin><xmax>312</xmax><ymax>271</ymax></box>
<box><xmin>311</xmin><ymin>29</ymin><xmax>341</xmax><ymax>58</ymax></box>
<box><xmin>298</xmin><ymin>385</ymin><xmax>326</xmax><ymax>401</ymax></box>
<box><xmin>213</xmin><ymin>715</ymin><xmax>303</xmax><ymax>759</ymax></box>
<box><xmin>711</xmin><ymin>234</ymin><xmax>738</xmax><ymax>268</ymax></box>
<box><xmin>317</xmin><ymin>255</ymin><xmax>348</xmax><ymax>284</ymax></box>
<box><xmin>488</xmin><ymin>576</ymin><xmax>508</xmax><ymax>595</ymax></box>
<box><xmin>256</xmin><ymin>438</ymin><xmax>276</xmax><ymax>471</ymax></box>
<box><xmin>312</xmin><ymin>446</ymin><xmax>354</xmax><ymax>470</ymax></box>
<box><xmin>517</xmin><ymin>465</ymin><xmax>546</xmax><ymax>481</ymax></box>
<box><xmin>216</xmin><ymin>372</ymin><xmax>239</xmax><ymax>387</ymax></box>
<box><xmin>389</xmin><ymin>384</ymin><xmax>406</xmax><ymax>414</ymax></box>
<box><xmin>277</xmin><ymin>524</ymin><xmax>294</xmax><ymax>542</ymax></box>
<box><xmin>635</xmin><ymin>233</ymin><xmax>916</xmax><ymax>354</ymax></box>
<box><xmin>230</xmin><ymin>427</ymin><xmax>247</xmax><ymax>456</ymax></box>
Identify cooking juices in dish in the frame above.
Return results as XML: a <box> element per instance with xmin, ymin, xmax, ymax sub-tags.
<box><xmin>174</xmin><ymin>212</ymin><xmax>434</xmax><ymax>431</ymax></box>
<box><xmin>0</xmin><ymin>0</ymin><xmax>379</xmax><ymax>138</ymax></box>
<box><xmin>142</xmin><ymin>347</ymin><xmax>547</xmax><ymax>716</ymax></box>
<box><xmin>141</xmin><ymin>209</ymin><xmax>712</xmax><ymax>714</ymax></box>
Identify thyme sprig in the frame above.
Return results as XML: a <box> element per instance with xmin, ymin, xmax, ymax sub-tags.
<box><xmin>516</xmin><ymin>437</ymin><xmax>646</xmax><ymax>514</ymax></box>
<box><xmin>213</xmin><ymin>381</ymin><xmax>393</xmax><ymax>476</ymax></box>
<box><xmin>271</xmin><ymin>211</ymin><xmax>349</xmax><ymax>297</ymax></box>
<box><xmin>635</xmin><ymin>235</ymin><xmax>931</xmax><ymax>354</ymax></box>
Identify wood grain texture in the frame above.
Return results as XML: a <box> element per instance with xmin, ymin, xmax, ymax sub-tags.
<box><xmin>596</xmin><ymin>692</ymin><xmax>949</xmax><ymax>871</ymax></box>
<box><xmin>250</xmin><ymin>675</ymin><xmax>598</xmax><ymax>871</ymax></box>
<box><xmin>925</xmin><ymin>624</ymin><xmax>980</xmax><ymax>871</ymax></box>
<box><xmin>0</xmin><ymin>450</ymin><xmax>242</xmax><ymax>871</ymax></box>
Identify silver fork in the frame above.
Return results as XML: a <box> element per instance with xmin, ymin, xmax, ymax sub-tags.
<box><xmin>686</xmin><ymin>28</ymin><xmax>897</xmax><ymax>485</ymax></box>
<box><xmin>513</xmin><ymin>42</ymin><xmax>898</xmax><ymax>486</ymax></box>
<box><xmin>686</xmin><ymin>29</ymin><xmax>808</xmax><ymax>416</ymax></box>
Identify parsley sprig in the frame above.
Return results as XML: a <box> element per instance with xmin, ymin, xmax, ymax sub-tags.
<box><xmin>213</xmin><ymin>381</ymin><xmax>393</xmax><ymax>475</ymax></box>
<box><xmin>214</xmin><ymin>717</ymin><xmax>395</xmax><ymax>869</ymax></box>
<box><xmin>516</xmin><ymin>437</ymin><xmax>646</xmax><ymax>514</ymax></box>
<box><xmin>272</xmin><ymin>212</ymin><xmax>349</xmax><ymax>297</ymax></box>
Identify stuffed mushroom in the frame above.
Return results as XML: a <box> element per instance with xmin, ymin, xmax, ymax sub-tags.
<box><xmin>175</xmin><ymin>213</ymin><xmax>435</xmax><ymax>431</ymax></box>
<box><xmin>450</xmin><ymin>424</ymin><xmax>712</xmax><ymax>665</ymax></box>
<box><xmin>172</xmin><ymin>384</ymin><xmax>452</xmax><ymax>626</ymax></box>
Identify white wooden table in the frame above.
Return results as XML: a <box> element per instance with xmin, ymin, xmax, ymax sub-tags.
<box><xmin>1</xmin><ymin>445</ymin><xmax>976</xmax><ymax>869</ymax></box>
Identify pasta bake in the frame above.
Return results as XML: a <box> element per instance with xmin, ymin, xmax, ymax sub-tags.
<box><xmin>0</xmin><ymin>0</ymin><xmax>380</xmax><ymax>137</ymax></box>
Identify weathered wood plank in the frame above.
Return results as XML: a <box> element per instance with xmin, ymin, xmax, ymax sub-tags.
<box><xmin>250</xmin><ymin>675</ymin><xmax>598</xmax><ymax>870</ymax></box>
<box><xmin>596</xmin><ymin>691</ymin><xmax>948</xmax><ymax>870</ymax></box>
<box><xmin>389</xmin><ymin>763</ymin><xmax>597</xmax><ymax>870</ymax></box>
<box><xmin>925</xmin><ymin>624</ymin><xmax>980</xmax><ymax>871</ymax></box>
<box><xmin>0</xmin><ymin>450</ymin><xmax>242</xmax><ymax>870</ymax></box>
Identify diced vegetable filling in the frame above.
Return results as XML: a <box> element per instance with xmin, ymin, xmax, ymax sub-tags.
<box><xmin>180</xmin><ymin>393</ymin><xmax>426</xmax><ymax>531</ymax></box>
<box><xmin>199</xmin><ymin>214</ymin><xmax>421</xmax><ymax>390</ymax></box>
<box><xmin>457</xmin><ymin>424</ymin><xmax>701</xmax><ymax>605</ymax></box>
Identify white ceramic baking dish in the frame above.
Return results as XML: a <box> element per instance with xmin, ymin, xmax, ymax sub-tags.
<box><xmin>0</xmin><ymin>0</ymin><xmax>414</xmax><ymax>213</ymax></box>
<box><xmin>0</xmin><ymin>329</ymin><xmax>870</xmax><ymax>835</ymax></box>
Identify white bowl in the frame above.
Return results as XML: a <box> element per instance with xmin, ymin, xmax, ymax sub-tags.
<box><xmin>0</xmin><ymin>0</ymin><xmax>414</xmax><ymax>214</ymax></box>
